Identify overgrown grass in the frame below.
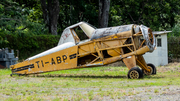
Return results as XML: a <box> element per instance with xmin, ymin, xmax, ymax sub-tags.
<box><xmin>0</xmin><ymin>66</ymin><xmax>180</xmax><ymax>100</ymax></box>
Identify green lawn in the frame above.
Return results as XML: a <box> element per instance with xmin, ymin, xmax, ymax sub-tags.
<box><xmin>0</xmin><ymin>65</ymin><xmax>180</xmax><ymax>101</ymax></box>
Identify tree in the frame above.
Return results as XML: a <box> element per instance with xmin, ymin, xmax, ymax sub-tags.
<box><xmin>55</xmin><ymin>0</ymin><xmax>99</xmax><ymax>33</ymax></box>
<box><xmin>109</xmin><ymin>0</ymin><xmax>180</xmax><ymax>31</ymax></box>
<box><xmin>0</xmin><ymin>0</ymin><xmax>30</xmax><ymax>35</ymax></box>
<box><xmin>13</xmin><ymin>0</ymin><xmax>99</xmax><ymax>34</ymax></box>
<box><xmin>0</xmin><ymin>0</ymin><xmax>48</xmax><ymax>36</ymax></box>
<box><xmin>40</xmin><ymin>0</ymin><xmax>60</xmax><ymax>35</ymax></box>
<box><xmin>13</xmin><ymin>0</ymin><xmax>38</xmax><ymax>8</ymax></box>
<box><xmin>11</xmin><ymin>0</ymin><xmax>180</xmax><ymax>34</ymax></box>
<box><xmin>98</xmin><ymin>0</ymin><xmax>110</xmax><ymax>28</ymax></box>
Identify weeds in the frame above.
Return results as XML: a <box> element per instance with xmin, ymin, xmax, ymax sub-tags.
<box><xmin>154</xmin><ymin>89</ymin><xmax>159</xmax><ymax>93</ymax></box>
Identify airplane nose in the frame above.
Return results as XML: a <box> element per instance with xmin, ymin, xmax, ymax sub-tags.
<box><xmin>139</xmin><ymin>25</ymin><xmax>156</xmax><ymax>52</ymax></box>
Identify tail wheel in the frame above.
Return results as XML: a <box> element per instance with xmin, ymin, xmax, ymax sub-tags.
<box><xmin>128</xmin><ymin>67</ymin><xmax>143</xmax><ymax>79</ymax></box>
<box><xmin>147</xmin><ymin>63</ymin><xmax>156</xmax><ymax>74</ymax></box>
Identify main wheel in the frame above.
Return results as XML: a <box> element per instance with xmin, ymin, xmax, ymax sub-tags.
<box><xmin>143</xmin><ymin>63</ymin><xmax>156</xmax><ymax>75</ymax></box>
<box><xmin>143</xmin><ymin>66</ymin><xmax>153</xmax><ymax>75</ymax></box>
<box><xmin>147</xmin><ymin>63</ymin><xmax>156</xmax><ymax>75</ymax></box>
<box><xmin>128</xmin><ymin>67</ymin><xmax>143</xmax><ymax>79</ymax></box>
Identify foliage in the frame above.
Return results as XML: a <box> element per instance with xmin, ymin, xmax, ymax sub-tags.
<box><xmin>0</xmin><ymin>0</ymin><xmax>48</xmax><ymax>36</ymax></box>
<box><xmin>171</xmin><ymin>24</ymin><xmax>180</xmax><ymax>36</ymax></box>
<box><xmin>0</xmin><ymin>33</ymin><xmax>60</xmax><ymax>60</ymax></box>
<box><xmin>1</xmin><ymin>0</ymin><xmax>180</xmax><ymax>60</ymax></box>
<box><xmin>167</xmin><ymin>15</ymin><xmax>180</xmax><ymax>58</ymax></box>
<box><xmin>13</xmin><ymin>0</ymin><xmax>99</xmax><ymax>34</ymax></box>
<box><xmin>58</xmin><ymin>0</ymin><xmax>99</xmax><ymax>33</ymax></box>
<box><xmin>168</xmin><ymin>36</ymin><xmax>180</xmax><ymax>58</ymax></box>
<box><xmin>13</xmin><ymin>0</ymin><xmax>38</xmax><ymax>8</ymax></box>
<box><xmin>109</xmin><ymin>0</ymin><xmax>180</xmax><ymax>31</ymax></box>
<box><xmin>170</xmin><ymin>15</ymin><xmax>180</xmax><ymax>37</ymax></box>
<box><xmin>13</xmin><ymin>0</ymin><xmax>180</xmax><ymax>33</ymax></box>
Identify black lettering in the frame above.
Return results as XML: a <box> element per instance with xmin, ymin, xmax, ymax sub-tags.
<box><xmin>56</xmin><ymin>56</ymin><xmax>61</xmax><ymax>64</ymax></box>
<box><xmin>45</xmin><ymin>62</ymin><xmax>49</xmax><ymax>64</ymax></box>
<box><xmin>51</xmin><ymin>58</ymin><xmax>56</xmax><ymax>65</ymax></box>
<box><xmin>62</xmin><ymin>55</ymin><xmax>67</xmax><ymax>62</ymax></box>
<box><xmin>41</xmin><ymin>60</ymin><xmax>44</xmax><ymax>67</ymax></box>
<box><xmin>35</xmin><ymin>61</ymin><xmax>40</xmax><ymax>68</ymax></box>
<box><xmin>69</xmin><ymin>53</ymin><xmax>76</xmax><ymax>59</ymax></box>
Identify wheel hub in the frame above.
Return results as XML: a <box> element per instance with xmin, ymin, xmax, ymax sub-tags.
<box><xmin>144</xmin><ymin>66</ymin><xmax>153</xmax><ymax>75</ymax></box>
<box><xmin>129</xmin><ymin>70</ymin><xmax>139</xmax><ymax>79</ymax></box>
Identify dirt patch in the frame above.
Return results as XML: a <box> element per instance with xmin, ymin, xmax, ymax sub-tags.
<box><xmin>157</xmin><ymin>62</ymin><xmax>180</xmax><ymax>73</ymax></box>
<box><xmin>119</xmin><ymin>86</ymin><xmax>180</xmax><ymax>101</ymax></box>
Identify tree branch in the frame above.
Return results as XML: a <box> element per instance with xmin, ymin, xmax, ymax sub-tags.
<box><xmin>128</xmin><ymin>13</ymin><xmax>136</xmax><ymax>23</ymax></box>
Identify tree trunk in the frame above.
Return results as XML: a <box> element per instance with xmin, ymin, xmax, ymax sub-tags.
<box><xmin>40</xmin><ymin>0</ymin><xmax>49</xmax><ymax>25</ymax></box>
<box><xmin>40</xmin><ymin>0</ymin><xmax>59</xmax><ymax>35</ymax></box>
<box><xmin>98</xmin><ymin>0</ymin><xmax>110</xmax><ymax>28</ymax></box>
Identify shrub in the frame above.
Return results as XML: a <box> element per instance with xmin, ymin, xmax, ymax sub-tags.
<box><xmin>0</xmin><ymin>33</ymin><xmax>60</xmax><ymax>60</ymax></box>
<box><xmin>168</xmin><ymin>36</ymin><xmax>180</xmax><ymax>58</ymax></box>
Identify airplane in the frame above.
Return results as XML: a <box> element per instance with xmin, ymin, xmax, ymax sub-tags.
<box><xmin>10</xmin><ymin>22</ymin><xmax>171</xmax><ymax>79</ymax></box>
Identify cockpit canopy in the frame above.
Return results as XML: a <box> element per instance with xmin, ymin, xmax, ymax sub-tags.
<box><xmin>58</xmin><ymin>22</ymin><xmax>96</xmax><ymax>45</ymax></box>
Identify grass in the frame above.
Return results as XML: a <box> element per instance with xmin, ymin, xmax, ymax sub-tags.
<box><xmin>0</xmin><ymin>65</ymin><xmax>180</xmax><ymax>100</ymax></box>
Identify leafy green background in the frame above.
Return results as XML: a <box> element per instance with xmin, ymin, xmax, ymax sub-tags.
<box><xmin>0</xmin><ymin>0</ymin><xmax>180</xmax><ymax>60</ymax></box>
<box><xmin>0</xmin><ymin>33</ymin><xmax>60</xmax><ymax>60</ymax></box>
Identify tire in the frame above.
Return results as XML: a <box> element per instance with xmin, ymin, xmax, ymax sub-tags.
<box><xmin>147</xmin><ymin>63</ymin><xmax>156</xmax><ymax>75</ymax></box>
<box><xmin>143</xmin><ymin>66</ymin><xmax>153</xmax><ymax>75</ymax></box>
<box><xmin>128</xmin><ymin>67</ymin><xmax>143</xmax><ymax>79</ymax></box>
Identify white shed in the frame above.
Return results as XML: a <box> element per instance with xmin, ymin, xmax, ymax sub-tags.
<box><xmin>143</xmin><ymin>31</ymin><xmax>171</xmax><ymax>66</ymax></box>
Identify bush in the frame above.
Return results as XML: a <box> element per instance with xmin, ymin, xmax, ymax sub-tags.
<box><xmin>168</xmin><ymin>36</ymin><xmax>180</xmax><ymax>58</ymax></box>
<box><xmin>0</xmin><ymin>33</ymin><xmax>60</xmax><ymax>60</ymax></box>
<box><xmin>170</xmin><ymin>24</ymin><xmax>180</xmax><ymax>37</ymax></box>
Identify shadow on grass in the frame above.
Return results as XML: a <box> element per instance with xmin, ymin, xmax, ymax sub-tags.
<box><xmin>143</xmin><ymin>75</ymin><xmax>165</xmax><ymax>79</ymax></box>
<box><xmin>28</xmin><ymin>74</ymin><xmax>127</xmax><ymax>79</ymax></box>
<box><xmin>26</xmin><ymin>74</ymin><xmax>165</xmax><ymax>79</ymax></box>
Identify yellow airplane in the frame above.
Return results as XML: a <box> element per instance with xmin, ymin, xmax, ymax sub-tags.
<box><xmin>10</xmin><ymin>22</ymin><xmax>170</xmax><ymax>79</ymax></box>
